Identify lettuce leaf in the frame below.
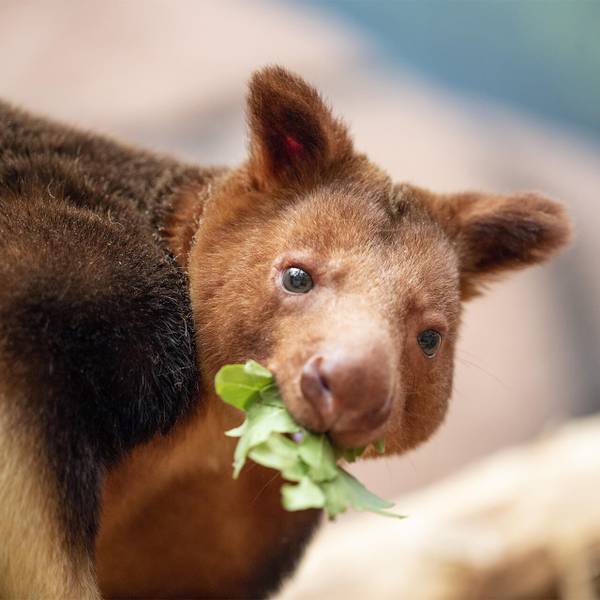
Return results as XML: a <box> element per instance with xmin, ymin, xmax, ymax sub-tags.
<box><xmin>216</xmin><ymin>360</ymin><xmax>403</xmax><ymax>520</ymax></box>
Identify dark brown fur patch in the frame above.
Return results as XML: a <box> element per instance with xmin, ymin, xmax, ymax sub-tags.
<box><xmin>0</xmin><ymin>101</ymin><xmax>207</xmax><ymax>568</ymax></box>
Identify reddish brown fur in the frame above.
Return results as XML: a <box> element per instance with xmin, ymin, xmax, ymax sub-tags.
<box><xmin>399</xmin><ymin>183</ymin><xmax>572</xmax><ymax>299</ymax></box>
<box><xmin>96</xmin><ymin>67</ymin><xmax>570</xmax><ymax>598</ymax></box>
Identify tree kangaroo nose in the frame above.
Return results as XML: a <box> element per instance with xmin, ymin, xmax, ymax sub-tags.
<box><xmin>300</xmin><ymin>345</ymin><xmax>393</xmax><ymax>435</ymax></box>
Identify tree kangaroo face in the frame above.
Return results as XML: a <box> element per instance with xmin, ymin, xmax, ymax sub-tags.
<box><xmin>187</xmin><ymin>67</ymin><xmax>571</xmax><ymax>455</ymax></box>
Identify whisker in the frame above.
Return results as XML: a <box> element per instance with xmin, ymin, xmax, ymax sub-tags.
<box><xmin>245</xmin><ymin>461</ymin><xmax>260</xmax><ymax>475</ymax></box>
<box><xmin>456</xmin><ymin>347</ymin><xmax>481</xmax><ymax>360</ymax></box>
<box><xmin>451</xmin><ymin>383</ymin><xmax>466</xmax><ymax>401</ymax></box>
<box><xmin>456</xmin><ymin>356</ymin><xmax>511</xmax><ymax>391</ymax></box>
<box><xmin>250</xmin><ymin>472</ymin><xmax>280</xmax><ymax>505</ymax></box>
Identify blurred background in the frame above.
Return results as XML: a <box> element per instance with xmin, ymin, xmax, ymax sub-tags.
<box><xmin>2</xmin><ymin>0</ymin><xmax>599</xmax><ymax>596</ymax></box>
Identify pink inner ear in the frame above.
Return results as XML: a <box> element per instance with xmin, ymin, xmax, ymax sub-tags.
<box><xmin>283</xmin><ymin>135</ymin><xmax>303</xmax><ymax>155</ymax></box>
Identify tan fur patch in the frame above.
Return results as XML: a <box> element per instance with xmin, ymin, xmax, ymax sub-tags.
<box><xmin>0</xmin><ymin>375</ymin><xmax>98</xmax><ymax>599</ymax></box>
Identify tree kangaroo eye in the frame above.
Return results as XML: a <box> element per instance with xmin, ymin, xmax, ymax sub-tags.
<box><xmin>281</xmin><ymin>267</ymin><xmax>313</xmax><ymax>294</ymax></box>
<box><xmin>417</xmin><ymin>329</ymin><xmax>442</xmax><ymax>358</ymax></box>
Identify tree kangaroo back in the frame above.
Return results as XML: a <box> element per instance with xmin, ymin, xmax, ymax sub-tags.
<box><xmin>0</xmin><ymin>101</ymin><xmax>206</xmax><ymax>597</ymax></box>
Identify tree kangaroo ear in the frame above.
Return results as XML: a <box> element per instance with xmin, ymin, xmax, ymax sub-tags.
<box><xmin>410</xmin><ymin>186</ymin><xmax>572</xmax><ymax>299</ymax></box>
<box><xmin>246</xmin><ymin>65</ymin><xmax>354</xmax><ymax>190</ymax></box>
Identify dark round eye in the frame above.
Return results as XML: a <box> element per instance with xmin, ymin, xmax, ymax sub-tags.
<box><xmin>417</xmin><ymin>329</ymin><xmax>441</xmax><ymax>358</ymax></box>
<box><xmin>281</xmin><ymin>267</ymin><xmax>313</xmax><ymax>294</ymax></box>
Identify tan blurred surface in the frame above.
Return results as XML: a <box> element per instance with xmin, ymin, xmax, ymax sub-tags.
<box><xmin>2</xmin><ymin>0</ymin><xmax>598</xmax><ymax>588</ymax></box>
<box><xmin>280</xmin><ymin>416</ymin><xmax>600</xmax><ymax>600</ymax></box>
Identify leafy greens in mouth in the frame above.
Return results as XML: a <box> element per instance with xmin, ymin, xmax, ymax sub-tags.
<box><xmin>215</xmin><ymin>360</ymin><xmax>403</xmax><ymax>519</ymax></box>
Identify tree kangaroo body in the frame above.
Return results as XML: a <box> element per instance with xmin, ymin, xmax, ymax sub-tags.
<box><xmin>0</xmin><ymin>68</ymin><xmax>570</xmax><ymax>598</ymax></box>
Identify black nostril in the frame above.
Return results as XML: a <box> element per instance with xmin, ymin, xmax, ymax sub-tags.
<box><xmin>318</xmin><ymin>370</ymin><xmax>330</xmax><ymax>392</ymax></box>
<box><xmin>300</xmin><ymin>356</ymin><xmax>324</xmax><ymax>403</ymax></box>
<box><xmin>300</xmin><ymin>355</ymin><xmax>336</xmax><ymax>431</ymax></box>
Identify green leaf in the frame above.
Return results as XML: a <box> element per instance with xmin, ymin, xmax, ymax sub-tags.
<box><xmin>322</xmin><ymin>469</ymin><xmax>403</xmax><ymax>519</ymax></box>
<box><xmin>297</xmin><ymin>433</ymin><xmax>338</xmax><ymax>482</ymax></box>
<box><xmin>232</xmin><ymin>402</ymin><xmax>300</xmax><ymax>478</ymax></box>
<box><xmin>249</xmin><ymin>434</ymin><xmax>300</xmax><ymax>473</ymax></box>
<box><xmin>337</xmin><ymin>469</ymin><xmax>394</xmax><ymax>510</ymax></box>
<box><xmin>215</xmin><ymin>362</ymin><xmax>273</xmax><ymax>410</ymax></box>
<box><xmin>320</xmin><ymin>477</ymin><xmax>349</xmax><ymax>518</ymax></box>
<box><xmin>215</xmin><ymin>360</ymin><xmax>403</xmax><ymax>519</ymax></box>
<box><xmin>375</xmin><ymin>439</ymin><xmax>386</xmax><ymax>454</ymax></box>
<box><xmin>282</xmin><ymin>477</ymin><xmax>326</xmax><ymax>511</ymax></box>
<box><xmin>337</xmin><ymin>446</ymin><xmax>366</xmax><ymax>463</ymax></box>
<box><xmin>280</xmin><ymin>461</ymin><xmax>310</xmax><ymax>482</ymax></box>
<box><xmin>243</xmin><ymin>360</ymin><xmax>273</xmax><ymax>380</ymax></box>
<box><xmin>247</xmin><ymin>432</ymin><xmax>309</xmax><ymax>482</ymax></box>
<box><xmin>258</xmin><ymin>383</ymin><xmax>285</xmax><ymax>407</ymax></box>
<box><xmin>225</xmin><ymin>421</ymin><xmax>247</xmax><ymax>438</ymax></box>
